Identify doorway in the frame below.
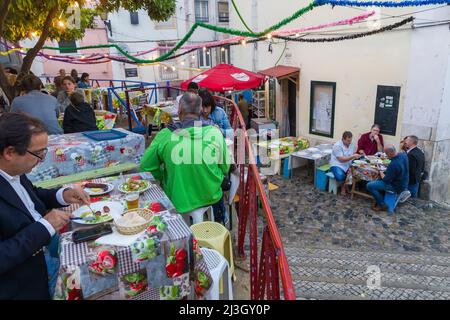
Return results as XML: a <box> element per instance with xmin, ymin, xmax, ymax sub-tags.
<box><xmin>288</xmin><ymin>79</ymin><xmax>297</xmax><ymax>136</ymax></box>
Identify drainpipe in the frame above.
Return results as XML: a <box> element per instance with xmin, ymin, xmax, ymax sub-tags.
<box><xmin>251</xmin><ymin>0</ymin><xmax>258</xmax><ymax>72</ymax></box>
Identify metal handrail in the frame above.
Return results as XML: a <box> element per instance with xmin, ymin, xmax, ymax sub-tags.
<box><xmin>215</xmin><ymin>95</ymin><xmax>296</xmax><ymax>300</ymax></box>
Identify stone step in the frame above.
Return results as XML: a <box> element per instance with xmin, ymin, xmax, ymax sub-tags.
<box><xmin>290</xmin><ymin>265</ymin><xmax>450</xmax><ymax>293</ymax></box>
<box><xmin>287</xmin><ymin>255</ymin><xmax>450</xmax><ymax>277</ymax></box>
<box><xmin>293</xmin><ymin>279</ymin><xmax>450</xmax><ymax>300</ymax></box>
<box><xmin>283</xmin><ymin>247</ymin><xmax>450</xmax><ymax>266</ymax></box>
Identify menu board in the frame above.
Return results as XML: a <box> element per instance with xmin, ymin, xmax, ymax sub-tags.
<box><xmin>374</xmin><ymin>85</ymin><xmax>401</xmax><ymax>136</ymax></box>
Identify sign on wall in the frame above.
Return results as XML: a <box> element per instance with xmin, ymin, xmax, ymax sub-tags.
<box><xmin>309</xmin><ymin>81</ymin><xmax>336</xmax><ymax>138</ymax></box>
<box><xmin>125</xmin><ymin>68</ymin><xmax>138</xmax><ymax>78</ymax></box>
<box><xmin>374</xmin><ymin>85</ymin><xmax>401</xmax><ymax>136</ymax></box>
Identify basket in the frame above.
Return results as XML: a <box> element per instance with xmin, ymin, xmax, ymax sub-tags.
<box><xmin>115</xmin><ymin>208</ymin><xmax>153</xmax><ymax>235</ymax></box>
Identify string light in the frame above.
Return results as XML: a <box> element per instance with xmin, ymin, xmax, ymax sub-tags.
<box><xmin>241</xmin><ymin>40</ymin><xmax>247</xmax><ymax>45</ymax></box>
<box><xmin>295</xmin><ymin>33</ymin><xmax>300</xmax><ymax>37</ymax></box>
<box><xmin>30</xmin><ymin>31</ymin><xmax>38</xmax><ymax>37</ymax></box>
<box><xmin>203</xmin><ymin>47</ymin><xmax>207</xmax><ymax>51</ymax></box>
<box><xmin>172</xmin><ymin>66</ymin><xmax>176</xmax><ymax>71</ymax></box>
<box><xmin>221</xmin><ymin>47</ymin><xmax>225</xmax><ymax>52</ymax></box>
<box><xmin>266</xmin><ymin>33</ymin><xmax>272</xmax><ymax>39</ymax></box>
<box><xmin>180</xmin><ymin>61</ymin><xmax>185</xmax><ymax>65</ymax></box>
<box><xmin>57</xmin><ymin>20</ymin><xmax>65</xmax><ymax>28</ymax></box>
<box><xmin>191</xmin><ymin>54</ymin><xmax>196</xmax><ymax>59</ymax></box>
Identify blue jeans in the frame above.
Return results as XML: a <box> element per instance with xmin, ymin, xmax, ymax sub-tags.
<box><xmin>330</xmin><ymin>166</ymin><xmax>347</xmax><ymax>182</ymax></box>
<box><xmin>408</xmin><ymin>183</ymin><xmax>419</xmax><ymax>198</ymax></box>
<box><xmin>366</xmin><ymin>180</ymin><xmax>394</xmax><ymax>207</ymax></box>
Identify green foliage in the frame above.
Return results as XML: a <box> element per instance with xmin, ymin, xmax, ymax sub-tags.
<box><xmin>97</xmin><ymin>0</ymin><xmax>176</xmax><ymax>22</ymax></box>
<box><xmin>1</xmin><ymin>0</ymin><xmax>175</xmax><ymax>43</ymax></box>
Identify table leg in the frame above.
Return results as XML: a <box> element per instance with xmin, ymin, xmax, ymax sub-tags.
<box><xmin>351</xmin><ymin>178</ymin><xmax>356</xmax><ymax>199</ymax></box>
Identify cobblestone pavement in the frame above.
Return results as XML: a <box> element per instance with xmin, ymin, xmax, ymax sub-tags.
<box><xmin>264</xmin><ymin>171</ymin><xmax>450</xmax><ymax>299</ymax></box>
<box><xmin>269</xmin><ymin>172</ymin><xmax>450</xmax><ymax>254</ymax></box>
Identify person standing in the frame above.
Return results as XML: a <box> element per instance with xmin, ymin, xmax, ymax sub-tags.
<box><xmin>366</xmin><ymin>144</ymin><xmax>409</xmax><ymax>211</ymax></box>
<box><xmin>11</xmin><ymin>75</ymin><xmax>63</xmax><ymax>135</ymax></box>
<box><xmin>330</xmin><ymin>131</ymin><xmax>361</xmax><ymax>196</ymax></box>
<box><xmin>401</xmin><ymin>135</ymin><xmax>425</xmax><ymax>198</ymax></box>
<box><xmin>0</xmin><ymin>113</ymin><xmax>90</xmax><ymax>299</ymax></box>
<box><xmin>357</xmin><ymin>124</ymin><xmax>384</xmax><ymax>156</ymax></box>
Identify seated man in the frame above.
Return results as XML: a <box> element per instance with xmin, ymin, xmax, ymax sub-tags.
<box><xmin>140</xmin><ymin>92</ymin><xmax>231</xmax><ymax>218</ymax></box>
<box><xmin>401</xmin><ymin>135</ymin><xmax>425</xmax><ymax>198</ymax></box>
<box><xmin>330</xmin><ymin>131</ymin><xmax>361</xmax><ymax>196</ymax></box>
<box><xmin>0</xmin><ymin>113</ymin><xmax>90</xmax><ymax>299</ymax></box>
<box><xmin>366</xmin><ymin>144</ymin><xmax>409</xmax><ymax>211</ymax></box>
<box><xmin>357</xmin><ymin>124</ymin><xmax>384</xmax><ymax>156</ymax></box>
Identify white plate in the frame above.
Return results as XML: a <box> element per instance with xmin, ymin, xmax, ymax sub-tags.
<box><xmin>83</xmin><ymin>183</ymin><xmax>115</xmax><ymax>196</ymax></box>
<box><xmin>72</xmin><ymin>201</ymin><xmax>124</xmax><ymax>225</ymax></box>
<box><xmin>118</xmin><ymin>180</ymin><xmax>151</xmax><ymax>194</ymax></box>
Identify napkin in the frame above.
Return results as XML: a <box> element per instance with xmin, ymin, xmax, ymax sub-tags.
<box><xmin>96</xmin><ymin>227</ymin><xmax>145</xmax><ymax>247</ymax></box>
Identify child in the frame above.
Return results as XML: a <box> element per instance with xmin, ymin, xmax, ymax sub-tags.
<box><xmin>63</xmin><ymin>91</ymin><xmax>98</xmax><ymax>133</ymax></box>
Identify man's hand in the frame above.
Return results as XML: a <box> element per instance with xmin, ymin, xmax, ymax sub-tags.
<box><xmin>379</xmin><ymin>171</ymin><xmax>385</xmax><ymax>179</ymax></box>
<box><xmin>352</xmin><ymin>153</ymin><xmax>362</xmax><ymax>160</ymax></box>
<box><xmin>43</xmin><ymin>209</ymin><xmax>73</xmax><ymax>231</ymax></box>
<box><xmin>373</xmin><ymin>134</ymin><xmax>380</xmax><ymax>143</ymax></box>
<box><xmin>63</xmin><ymin>187</ymin><xmax>90</xmax><ymax>205</ymax></box>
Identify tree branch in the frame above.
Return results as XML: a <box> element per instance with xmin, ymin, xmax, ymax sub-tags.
<box><xmin>20</xmin><ymin>6</ymin><xmax>58</xmax><ymax>75</ymax></box>
<box><xmin>0</xmin><ymin>0</ymin><xmax>12</xmax><ymax>37</ymax></box>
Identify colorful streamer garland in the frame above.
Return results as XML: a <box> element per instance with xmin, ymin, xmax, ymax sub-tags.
<box><xmin>317</xmin><ymin>0</ymin><xmax>449</xmax><ymax>7</ymax></box>
<box><xmin>275</xmin><ymin>16</ymin><xmax>414</xmax><ymax>42</ymax></box>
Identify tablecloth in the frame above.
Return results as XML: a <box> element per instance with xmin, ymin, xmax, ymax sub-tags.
<box><xmin>350</xmin><ymin>156</ymin><xmax>391</xmax><ymax>182</ymax></box>
<box><xmin>53</xmin><ymin>172</ymin><xmax>213</xmax><ymax>300</ymax></box>
<box><xmin>27</xmin><ymin>128</ymin><xmax>145</xmax><ymax>183</ymax></box>
<box><xmin>257</xmin><ymin>136</ymin><xmax>309</xmax><ymax>158</ymax></box>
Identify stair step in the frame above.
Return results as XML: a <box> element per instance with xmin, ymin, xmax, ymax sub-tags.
<box><xmin>283</xmin><ymin>247</ymin><xmax>450</xmax><ymax>266</ymax></box>
<box><xmin>290</xmin><ymin>265</ymin><xmax>450</xmax><ymax>292</ymax></box>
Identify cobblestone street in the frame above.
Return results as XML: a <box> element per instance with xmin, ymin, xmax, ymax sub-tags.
<box><xmin>262</xmin><ymin>170</ymin><xmax>450</xmax><ymax>299</ymax></box>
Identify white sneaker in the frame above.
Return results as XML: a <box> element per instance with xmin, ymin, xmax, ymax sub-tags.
<box><xmin>398</xmin><ymin>190</ymin><xmax>411</xmax><ymax>203</ymax></box>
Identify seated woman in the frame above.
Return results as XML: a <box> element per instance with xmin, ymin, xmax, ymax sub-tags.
<box><xmin>77</xmin><ymin>72</ymin><xmax>91</xmax><ymax>89</ymax></box>
<box><xmin>56</xmin><ymin>76</ymin><xmax>86</xmax><ymax>114</ymax></box>
<box><xmin>63</xmin><ymin>91</ymin><xmax>98</xmax><ymax>134</ymax></box>
<box><xmin>330</xmin><ymin>131</ymin><xmax>361</xmax><ymax>196</ymax></box>
<box><xmin>198</xmin><ymin>88</ymin><xmax>233</xmax><ymax>138</ymax></box>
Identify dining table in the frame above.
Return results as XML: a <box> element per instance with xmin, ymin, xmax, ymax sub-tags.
<box><xmin>349</xmin><ymin>155</ymin><xmax>391</xmax><ymax>199</ymax></box>
<box><xmin>53</xmin><ymin>172</ymin><xmax>213</xmax><ymax>300</ymax></box>
<box><xmin>27</xmin><ymin>128</ymin><xmax>145</xmax><ymax>184</ymax></box>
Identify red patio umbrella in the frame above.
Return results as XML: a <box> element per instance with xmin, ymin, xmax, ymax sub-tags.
<box><xmin>181</xmin><ymin>64</ymin><xmax>266</xmax><ymax>92</ymax></box>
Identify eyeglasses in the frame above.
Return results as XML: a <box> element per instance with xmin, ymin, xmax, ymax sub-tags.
<box><xmin>27</xmin><ymin>148</ymin><xmax>48</xmax><ymax>161</ymax></box>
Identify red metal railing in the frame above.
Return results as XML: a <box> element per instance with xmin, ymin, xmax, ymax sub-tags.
<box><xmin>115</xmin><ymin>85</ymin><xmax>296</xmax><ymax>299</ymax></box>
<box><xmin>216</xmin><ymin>96</ymin><xmax>296</xmax><ymax>300</ymax></box>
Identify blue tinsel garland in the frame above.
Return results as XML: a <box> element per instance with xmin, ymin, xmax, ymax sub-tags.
<box><xmin>316</xmin><ymin>0</ymin><xmax>449</xmax><ymax>7</ymax></box>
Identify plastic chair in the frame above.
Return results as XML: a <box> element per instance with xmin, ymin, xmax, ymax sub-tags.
<box><xmin>190</xmin><ymin>222</ymin><xmax>235</xmax><ymax>280</ymax></box>
<box><xmin>326</xmin><ymin>172</ymin><xmax>343</xmax><ymax>195</ymax></box>
<box><xmin>384</xmin><ymin>190</ymin><xmax>411</xmax><ymax>214</ymax></box>
<box><xmin>184</xmin><ymin>206</ymin><xmax>214</xmax><ymax>226</ymax></box>
<box><xmin>201</xmin><ymin>248</ymin><xmax>233</xmax><ymax>300</ymax></box>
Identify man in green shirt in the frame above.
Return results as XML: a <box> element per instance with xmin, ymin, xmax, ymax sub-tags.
<box><xmin>140</xmin><ymin>92</ymin><xmax>231</xmax><ymax>214</ymax></box>
<box><xmin>237</xmin><ymin>94</ymin><xmax>249</xmax><ymax>128</ymax></box>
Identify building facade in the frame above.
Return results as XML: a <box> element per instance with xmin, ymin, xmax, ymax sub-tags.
<box><xmin>106</xmin><ymin>0</ymin><xmax>231</xmax><ymax>85</ymax></box>
<box><xmin>230</xmin><ymin>0</ymin><xmax>450</xmax><ymax>203</ymax></box>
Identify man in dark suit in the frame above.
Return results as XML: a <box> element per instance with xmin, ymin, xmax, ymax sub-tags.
<box><xmin>0</xmin><ymin>113</ymin><xmax>90</xmax><ymax>300</ymax></box>
<box><xmin>401</xmin><ymin>135</ymin><xmax>425</xmax><ymax>198</ymax></box>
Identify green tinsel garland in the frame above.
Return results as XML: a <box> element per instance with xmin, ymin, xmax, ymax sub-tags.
<box><xmin>42</xmin><ymin>0</ymin><xmax>319</xmax><ymax>64</ymax></box>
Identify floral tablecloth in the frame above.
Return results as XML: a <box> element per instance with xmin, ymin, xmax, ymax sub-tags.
<box><xmin>54</xmin><ymin>172</ymin><xmax>213</xmax><ymax>300</ymax></box>
<box><xmin>257</xmin><ymin>136</ymin><xmax>309</xmax><ymax>158</ymax></box>
<box><xmin>350</xmin><ymin>156</ymin><xmax>391</xmax><ymax>182</ymax></box>
<box><xmin>27</xmin><ymin>128</ymin><xmax>144</xmax><ymax>182</ymax></box>
<box><xmin>58</xmin><ymin>110</ymin><xmax>117</xmax><ymax>131</ymax></box>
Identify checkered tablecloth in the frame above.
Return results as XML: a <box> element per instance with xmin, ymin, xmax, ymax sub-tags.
<box><xmin>56</xmin><ymin>172</ymin><xmax>212</xmax><ymax>300</ymax></box>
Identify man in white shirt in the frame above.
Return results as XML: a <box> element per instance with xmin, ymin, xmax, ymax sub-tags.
<box><xmin>0</xmin><ymin>112</ymin><xmax>90</xmax><ymax>300</ymax></box>
<box><xmin>330</xmin><ymin>131</ymin><xmax>361</xmax><ymax>196</ymax></box>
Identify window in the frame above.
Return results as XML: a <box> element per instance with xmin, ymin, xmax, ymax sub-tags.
<box><xmin>198</xmin><ymin>48</ymin><xmax>211</xmax><ymax>68</ymax></box>
<box><xmin>58</xmin><ymin>40</ymin><xmax>77</xmax><ymax>54</ymax></box>
<box><xmin>219</xmin><ymin>45</ymin><xmax>230</xmax><ymax>64</ymax></box>
<box><xmin>218</xmin><ymin>2</ymin><xmax>229</xmax><ymax>22</ymax></box>
<box><xmin>130</xmin><ymin>12</ymin><xmax>139</xmax><ymax>25</ymax></box>
<box><xmin>159</xmin><ymin>44</ymin><xmax>178</xmax><ymax>80</ymax></box>
<box><xmin>195</xmin><ymin>0</ymin><xmax>209</xmax><ymax>22</ymax></box>
<box><xmin>309</xmin><ymin>81</ymin><xmax>336</xmax><ymax>138</ymax></box>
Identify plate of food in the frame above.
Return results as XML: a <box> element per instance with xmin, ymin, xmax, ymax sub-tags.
<box><xmin>118</xmin><ymin>179</ymin><xmax>151</xmax><ymax>194</ymax></box>
<box><xmin>82</xmin><ymin>182</ymin><xmax>115</xmax><ymax>196</ymax></box>
<box><xmin>72</xmin><ymin>201</ymin><xmax>124</xmax><ymax>225</ymax></box>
